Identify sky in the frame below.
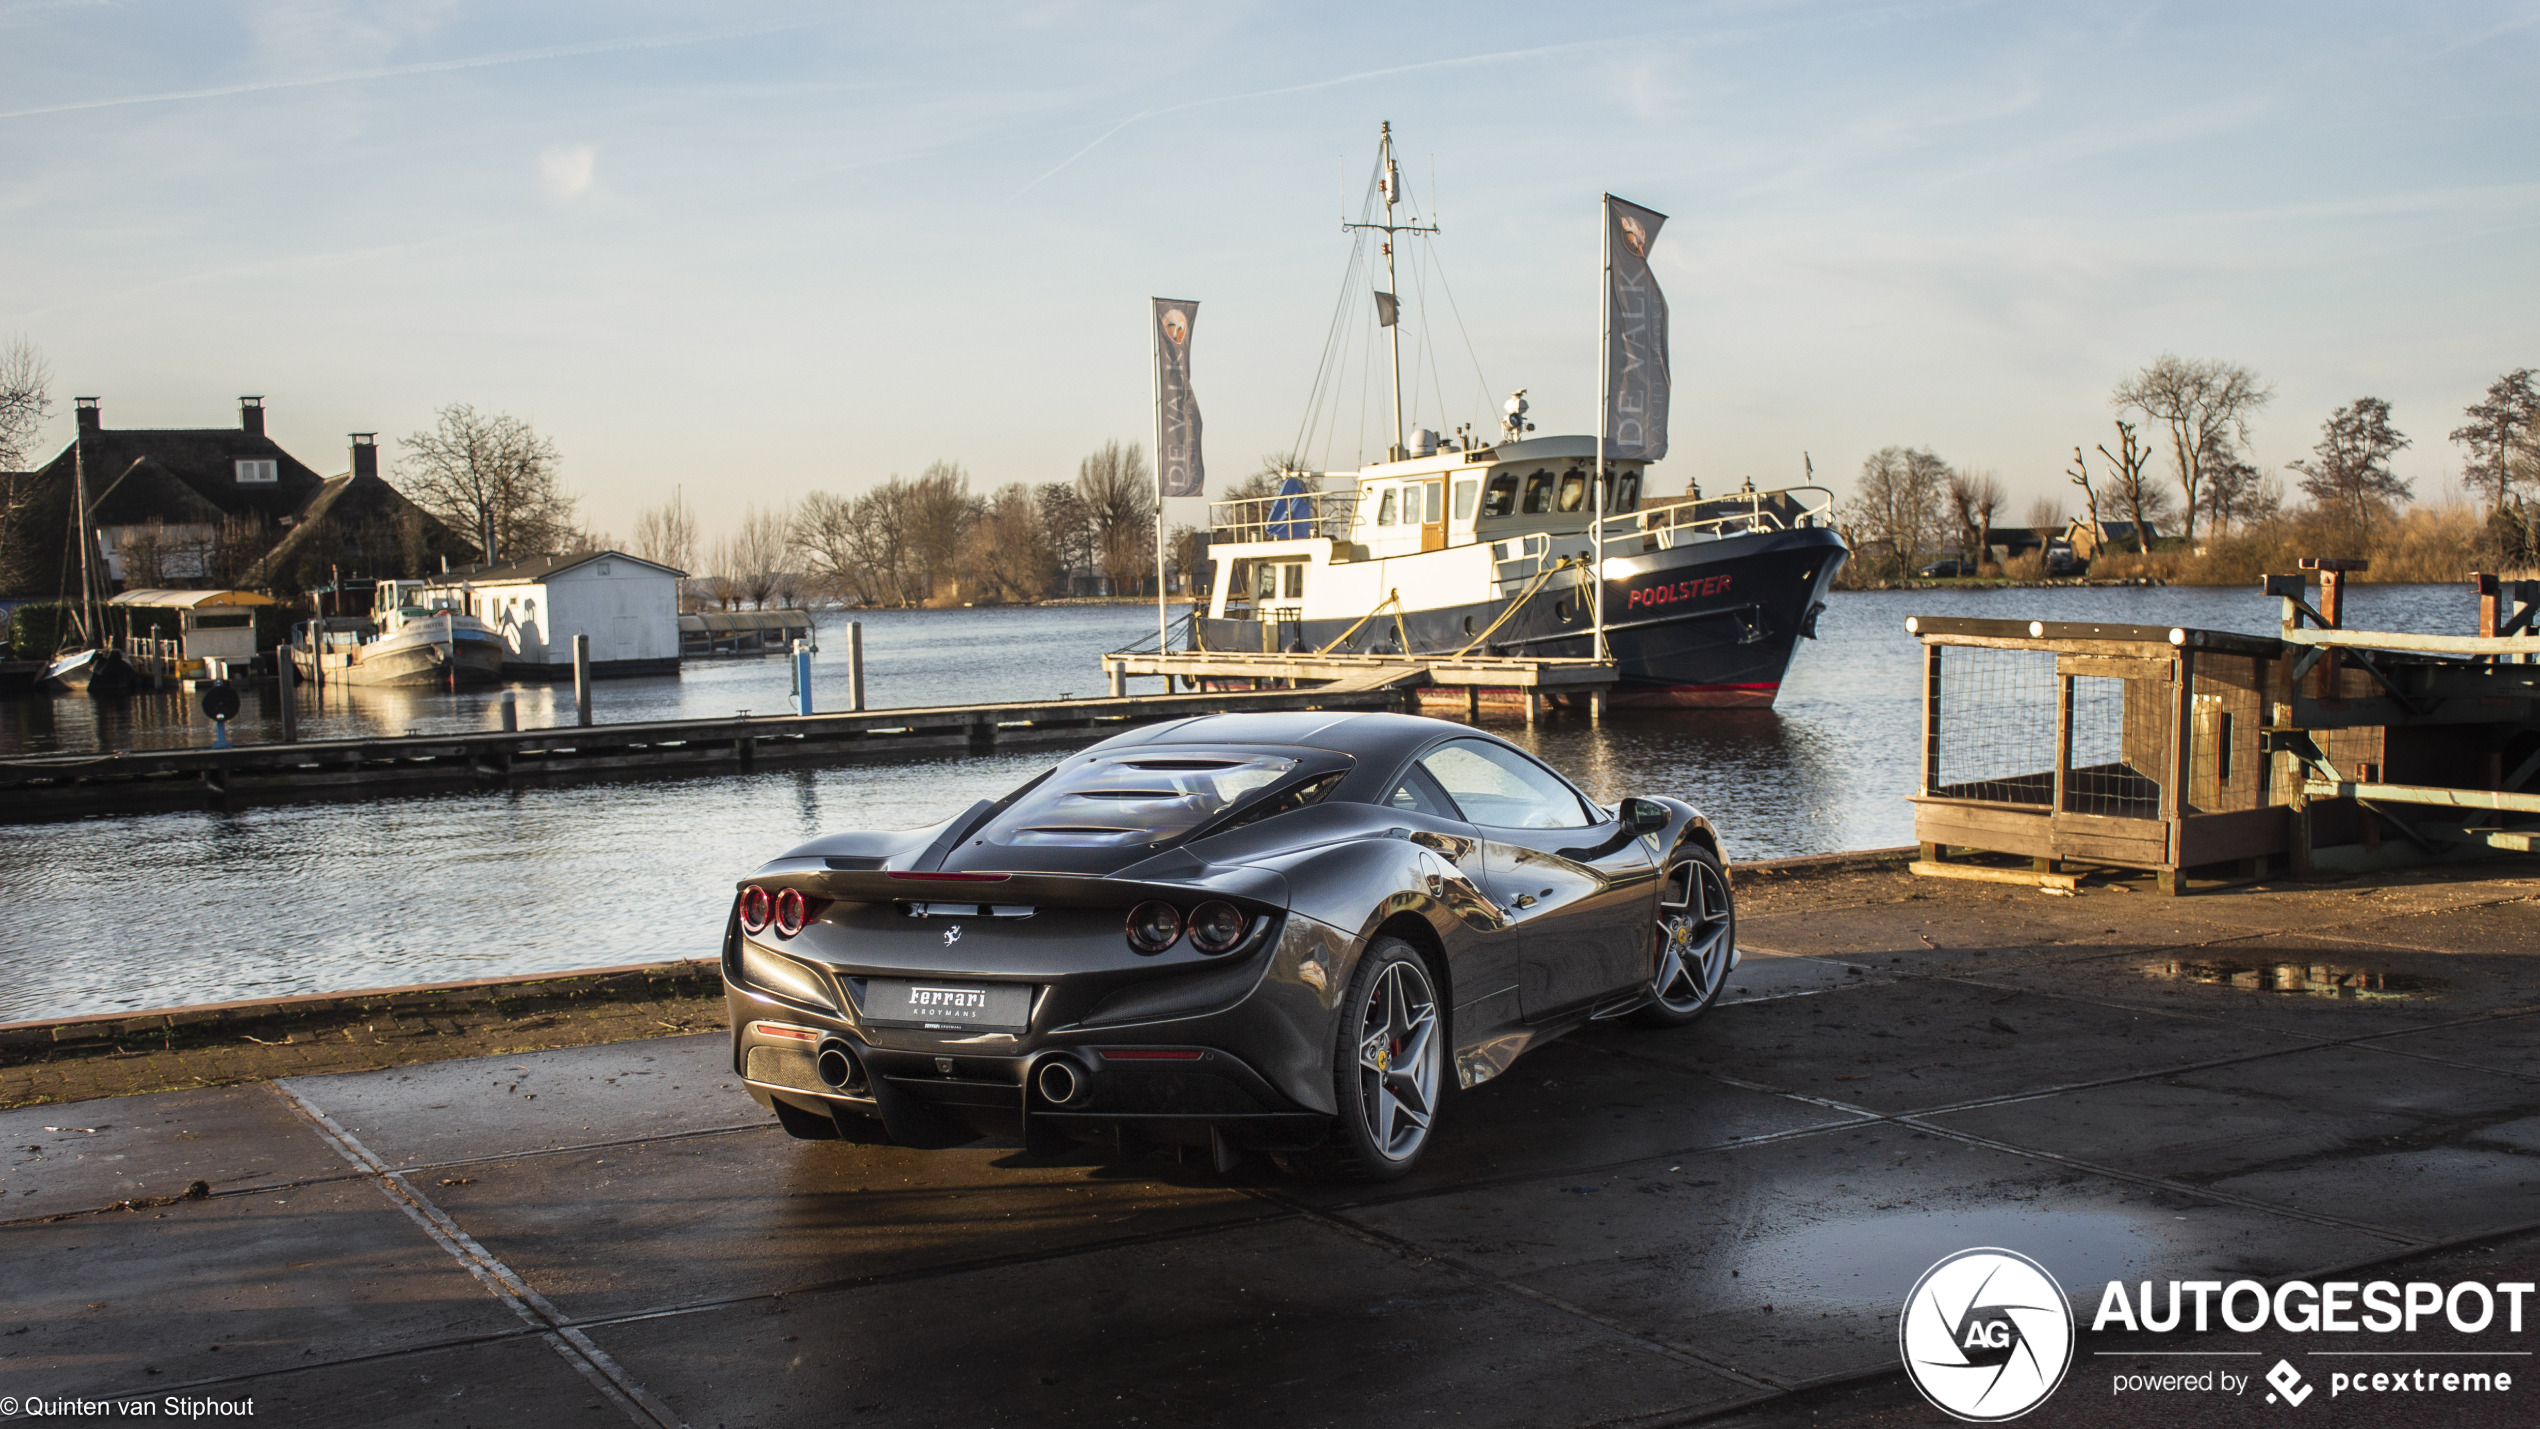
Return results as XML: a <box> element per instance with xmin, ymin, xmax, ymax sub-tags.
<box><xmin>3</xmin><ymin>0</ymin><xmax>2536</xmax><ymax>543</ymax></box>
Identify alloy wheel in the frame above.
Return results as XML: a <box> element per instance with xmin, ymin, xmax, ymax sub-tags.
<box><xmin>1356</xmin><ymin>958</ymin><xmax>1441</xmax><ymax>1161</ymax></box>
<box><xmin>1651</xmin><ymin>858</ymin><xmax>1734</xmax><ymax>1015</ymax></box>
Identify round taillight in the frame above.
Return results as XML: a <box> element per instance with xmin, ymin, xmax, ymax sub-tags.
<box><xmin>773</xmin><ymin>888</ymin><xmax>808</xmax><ymax>938</ymax></box>
<box><xmin>1188</xmin><ymin>901</ymin><xmax>1247</xmax><ymax>954</ymax></box>
<box><xmin>1125</xmin><ymin>900</ymin><xmax>1182</xmax><ymax>954</ymax></box>
<box><xmin>738</xmin><ymin>884</ymin><xmax>771</xmax><ymax>934</ymax></box>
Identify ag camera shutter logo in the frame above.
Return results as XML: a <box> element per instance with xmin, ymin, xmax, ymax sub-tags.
<box><xmin>1900</xmin><ymin>1247</ymin><xmax>2076</xmax><ymax>1421</ymax></box>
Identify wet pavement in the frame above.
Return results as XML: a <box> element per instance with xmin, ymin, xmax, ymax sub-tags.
<box><xmin>4</xmin><ymin>863</ymin><xmax>2537</xmax><ymax>1427</ymax></box>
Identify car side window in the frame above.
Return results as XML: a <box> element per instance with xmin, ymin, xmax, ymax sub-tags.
<box><xmin>1385</xmin><ymin>766</ymin><xmax>1458</xmax><ymax>818</ymax></box>
<box><xmin>1415</xmin><ymin>739</ymin><xmax>1592</xmax><ymax>829</ymax></box>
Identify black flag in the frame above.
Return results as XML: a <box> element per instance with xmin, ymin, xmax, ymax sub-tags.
<box><xmin>1603</xmin><ymin>196</ymin><xmax>1671</xmax><ymax>460</ymax></box>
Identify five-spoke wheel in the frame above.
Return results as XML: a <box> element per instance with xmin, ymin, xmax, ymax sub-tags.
<box><xmin>1634</xmin><ymin>845</ymin><xmax>1735</xmax><ymax>1027</ymax></box>
<box><xmin>1297</xmin><ymin>937</ymin><xmax>1443</xmax><ymax>1180</ymax></box>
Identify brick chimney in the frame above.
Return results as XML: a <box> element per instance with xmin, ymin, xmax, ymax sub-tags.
<box><xmin>75</xmin><ymin>397</ymin><xmax>100</xmax><ymax>435</ymax></box>
<box><xmin>240</xmin><ymin>396</ymin><xmax>265</xmax><ymax>437</ymax></box>
<box><xmin>350</xmin><ymin>433</ymin><xmax>377</xmax><ymax>480</ymax></box>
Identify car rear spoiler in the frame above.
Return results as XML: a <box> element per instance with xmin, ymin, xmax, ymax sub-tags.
<box><xmin>749</xmin><ymin>863</ymin><xmax>1291</xmax><ymax>913</ymax></box>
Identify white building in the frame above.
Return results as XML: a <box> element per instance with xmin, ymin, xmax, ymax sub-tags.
<box><xmin>422</xmin><ymin>551</ymin><xmax>684</xmax><ymax>678</ymax></box>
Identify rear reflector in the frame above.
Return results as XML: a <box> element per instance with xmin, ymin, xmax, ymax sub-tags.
<box><xmin>886</xmin><ymin>871</ymin><xmax>1012</xmax><ymax>882</ymax></box>
<box><xmin>751</xmin><ymin>1023</ymin><xmax>820</xmax><ymax>1042</ymax></box>
<box><xmin>1098</xmin><ymin>1049</ymin><xmax>1204</xmax><ymax>1062</ymax></box>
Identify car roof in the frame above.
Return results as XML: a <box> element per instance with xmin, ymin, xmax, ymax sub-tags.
<box><xmin>1098</xmin><ymin>710</ymin><xmax>1492</xmax><ymax>766</ymax></box>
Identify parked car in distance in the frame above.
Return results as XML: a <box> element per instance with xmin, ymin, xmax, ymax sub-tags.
<box><xmin>1918</xmin><ymin>558</ymin><xmax>1973</xmax><ymax>578</ymax></box>
<box><xmin>721</xmin><ymin>712</ymin><xmax>1739</xmax><ymax>1181</ymax></box>
<box><xmin>2043</xmin><ymin>540</ymin><xmax>2080</xmax><ymax>576</ymax></box>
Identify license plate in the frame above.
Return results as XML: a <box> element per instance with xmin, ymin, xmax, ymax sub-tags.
<box><xmin>862</xmin><ymin>979</ymin><xmax>1032</xmax><ymax>1032</ymax></box>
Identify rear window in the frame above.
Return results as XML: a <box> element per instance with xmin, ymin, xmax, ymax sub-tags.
<box><xmin>979</xmin><ymin>753</ymin><xmax>1300</xmax><ymax>848</ymax></box>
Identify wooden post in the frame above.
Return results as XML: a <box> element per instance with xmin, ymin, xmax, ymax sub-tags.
<box><xmin>1919</xmin><ymin>641</ymin><xmax>1942</xmax><ymax>797</ymax></box>
<box><xmin>2159</xmin><ymin>646</ymin><xmax>2195</xmax><ymax>895</ymax></box>
<box><xmin>499</xmin><ymin>691</ymin><xmax>518</xmax><ymax>732</ymax></box>
<box><xmin>573</xmin><ymin>633</ymin><xmax>592</xmax><ymax>727</ymax></box>
<box><xmin>846</xmin><ymin>621</ymin><xmax>866</xmax><ymax>712</ymax></box>
<box><xmin>1466</xmin><ymin>685</ymin><xmax>1480</xmax><ymax>721</ymax></box>
<box><xmin>1589</xmin><ymin>688</ymin><xmax>1604</xmax><ymax>723</ymax></box>
<box><xmin>275</xmin><ymin>643</ymin><xmax>297</xmax><ymax>744</ymax></box>
<box><xmin>1107</xmin><ymin>662</ymin><xmax>1126</xmax><ymax>698</ymax></box>
<box><xmin>1523</xmin><ymin>690</ymin><xmax>1537</xmax><ymax>726</ymax></box>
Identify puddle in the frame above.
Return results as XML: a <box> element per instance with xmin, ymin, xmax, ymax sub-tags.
<box><xmin>2139</xmin><ymin>959</ymin><xmax>2446</xmax><ymax>1000</ymax></box>
<box><xmin>1735</xmin><ymin>1207</ymin><xmax>2159</xmax><ymax>1311</ymax></box>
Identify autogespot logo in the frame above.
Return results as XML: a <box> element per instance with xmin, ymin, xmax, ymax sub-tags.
<box><xmin>1901</xmin><ymin>1248</ymin><xmax>2077</xmax><ymax>1422</ymax></box>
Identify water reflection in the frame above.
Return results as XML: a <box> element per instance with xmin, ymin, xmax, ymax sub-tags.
<box><xmin>2140</xmin><ymin>958</ymin><xmax>2445</xmax><ymax>1000</ymax></box>
<box><xmin>0</xmin><ymin>584</ymin><xmax>2501</xmax><ymax>1019</ymax></box>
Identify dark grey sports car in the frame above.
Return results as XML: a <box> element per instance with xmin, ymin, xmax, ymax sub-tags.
<box><xmin>723</xmin><ymin>711</ymin><xmax>1737</xmax><ymax>1179</ymax></box>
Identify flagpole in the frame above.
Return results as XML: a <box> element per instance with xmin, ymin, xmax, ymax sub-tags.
<box><xmin>1593</xmin><ymin>195</ymin><xmax>1610</xmax><ymax>667</ymax></box>
<box><xmin>1152</xmin><ymin>307</ymin><xmax>1170</xmax><ymax>659</ymax></box>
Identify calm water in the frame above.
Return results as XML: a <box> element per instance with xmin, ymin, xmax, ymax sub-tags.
<box><xmin>0</xmin><ymin>584</ymin><xmax>2486</xmax><ymax>1021</ymax></box>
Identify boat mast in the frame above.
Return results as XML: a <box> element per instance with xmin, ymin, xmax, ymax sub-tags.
<box><xmin>71</xmin><ymin>432</ymin><xmax>98</xmax><ymax>648</ymax></box>
<box><xmin>1343</xmin><ymin>122</ymin><xmax>1435</xmax><ymax>462</ymax></box>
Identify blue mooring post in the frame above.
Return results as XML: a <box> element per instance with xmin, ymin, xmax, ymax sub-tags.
<box><xmin>792</xmin><ymin>638</ymin><xmax>813</xmax><ymax>717</ymax></box>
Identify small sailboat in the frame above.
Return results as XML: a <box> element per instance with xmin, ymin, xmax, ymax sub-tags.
<box><xmin>40</xmin><ymin>436</ymin><xmax>136</xmax><ymax>695</ymax></box>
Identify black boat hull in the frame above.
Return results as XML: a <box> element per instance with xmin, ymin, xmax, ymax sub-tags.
<box><xmin>1193</xmin><ymin>526</ymin><xmax>1848</xmax><ymax>709</ymax></box>
<box><xmin>40</xmin><ymin>648</ymin><xmax>136</xmax><ymax>695</ymax></box>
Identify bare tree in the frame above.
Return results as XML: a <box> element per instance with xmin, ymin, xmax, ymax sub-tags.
<box><xmin>2451</xmin><ymin>369</ymin><xmax>2540</xmax><ymax>514</ymax></box>
<box><xmin>1167</xmin><ymin>522</ymin><xmax>1207</xmax><ymax>596</ymax></box>
<box><xmin>904</xmin><ymin>461</ymin><xmax>975</xmax><ymax>600</ymax></box>
<box><xmin>1225</xmin><ymin>451</ymin><xmax>1312</xmax><ymax>501</ymax></box>
<box><xmin>2095</xmin><ymin>419</ymin><xmax>2172</xmax><ymax>553</ymax></box>
<box><xmin>2290</xmin><ymin>397</ymin><xmax>2412</xmax><ymax>545</ymax></box>
<box><xmin>0</xmin><ymin>336</ymin><xmax>50</xmax><ymax>471</ymax></box>
<box><xmin>1946</xmin><ymin>468</ymin><xmax>2007</xmax><ymax>566</ymax></box>
<box><xmin>2066</xmin><ymin>448</ymin><xmax>2103</xmax><ymax>548</ymax></box>
<box><xmin>1839</xmin><ymin>446</ymin><xmax>1948</xmax><ymax>582</ymax></box>
<box><xmin>2022</xmin><ymin>496</ymin><xmax>2063</xmax><ymax>534</ymax></box>
<box><xmin>0</xmin><ymin>336</ymin><xmax>54</xmax><ymax>593</ymax></box>
<box><xmin>961</xmin><ymin>483</ymin><xmax>1057</xmax><ymax>602</ymax></box>
<box><xmin>2112</xmin><ymin>356</ymin><xmax>2273</xmax><ymax>545</ymax></box>
<box><xmin>718</xmin><ymin>502</ymin><xmax>796</xmax><ymax>609</ymax></box>
<box><xmin>1077</xmin><ymin>440</ymin><xmax>1154</xmax><ymax>595</ymax></box>
<box><xmin>395</xmin><ymin>404</ymin><xmax>573</xmax><ymax>562</ymax></box>
<box><xmin>632</xmin><ymin>487</ymin><xmax>700</xmax><ymax>574</ymax></box>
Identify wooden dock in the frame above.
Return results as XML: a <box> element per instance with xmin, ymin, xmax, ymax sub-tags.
<box><xmin>1101</xmin><ymin>650</ymin><xmax>1618</xmax><ymax>722</ymax></box>
<box><xmin>0</xmin><ymin>682</ymin><xmax>1413</xmax><ymax>822</ymax></box>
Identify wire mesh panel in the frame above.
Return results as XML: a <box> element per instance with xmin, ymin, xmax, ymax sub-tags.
<box><xmin>2065</xmin><ymin>675</ymin><xmax>2168</xmax><ymax>818</ymax></box>
<box><xmin>1930</xmin><ymin>646</ymin><xmax>2058</xmax><ymax>804</ymax></box>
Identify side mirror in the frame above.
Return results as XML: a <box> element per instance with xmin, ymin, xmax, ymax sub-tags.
<box><xmin>1622</xmin><ymin>798</ymin><xmax>1672</xmax><ymax>834</ymax></box>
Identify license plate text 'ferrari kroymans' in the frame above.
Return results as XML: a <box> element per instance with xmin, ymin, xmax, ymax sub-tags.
<box><xmin>864</xmin><ymin>979</ymin><xmax>1031</xmax><ymax>1031</ymax></box>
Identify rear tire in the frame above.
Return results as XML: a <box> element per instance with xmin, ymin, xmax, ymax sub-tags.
<box><xmin>1632</xmin><ymin>844</ymin><xmax>1735</xmax><ymax>1028</ymax></box>
<box><xmin>1285</xmin><ymin>937</ymin><xmax>1445</xmax><ymax>1182</ymax></box>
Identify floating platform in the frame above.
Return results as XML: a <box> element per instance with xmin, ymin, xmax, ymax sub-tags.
<box><xmin>0</xmin><ymin>682</ymin><xmax>1411</xmax><ymax>823</ymax></box>
<box><xmin>1102</xmin><ymin>649</ymin><xmax>1617</xmax><ymax>722</ymax></box>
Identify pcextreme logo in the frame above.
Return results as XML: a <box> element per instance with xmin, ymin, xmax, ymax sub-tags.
<box><xmin>1900</xmin><ymin>1248</ymin><xmax>2077</xmax><ymax>1422</ymax></box>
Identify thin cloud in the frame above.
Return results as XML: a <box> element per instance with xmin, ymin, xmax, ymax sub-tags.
<box><xmin>1015</xmin><ymin>39</ymin><xmax>1615</xmax><ymax>196</ymax></box>
<box><xmin>542</xmin><ymin>144</ymin><xmax>598</xmax><ymax>202</ymax></box>
<box><xmin>0</xmin><ymin>21</ymin><xmax>810</xmax><ymax>121</ymax></box>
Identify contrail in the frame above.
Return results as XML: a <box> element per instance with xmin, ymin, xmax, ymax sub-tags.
<box><xmin>1014</xmin><ymin>39</ymin><xmax>1613</xmax><ymax>195</ymax></box>
<box><xmin>0</xmin><ymin>21</ymin><xmax>807</xmax><ymax>121</ymax></box>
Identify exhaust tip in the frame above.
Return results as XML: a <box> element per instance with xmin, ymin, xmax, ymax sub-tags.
<box><xmin>1035</xmin><ymin>1057</ymin><xmax>1083</xmax><ymax>1106</ymax></box>
<box><xmin>815</xmin><ymin>1041</ymin><xmax>864</xmax><ymax>1092</ymax></box>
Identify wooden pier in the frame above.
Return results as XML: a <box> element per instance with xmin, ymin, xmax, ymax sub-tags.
<box><xmin>1101</xmin><ymin>649</ymin><xmax>1618</xmax><ymax>723</ymax></box>
<box><xmin>0</xmin><ymin>681</ymin><xmax>1413</xmax><ymax>822</ymax></box>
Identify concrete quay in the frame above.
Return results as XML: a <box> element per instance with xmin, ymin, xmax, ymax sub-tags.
<box><xmin>5</xmin><ymin>853</ymin><xmax>2538</xmax><ymax>1427</ymax></box>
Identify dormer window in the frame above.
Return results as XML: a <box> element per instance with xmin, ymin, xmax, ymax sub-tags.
<box><xmin>234</xmin><ymin>459</ymin><xmax>277</xmax><ymax>484</ymax></box>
